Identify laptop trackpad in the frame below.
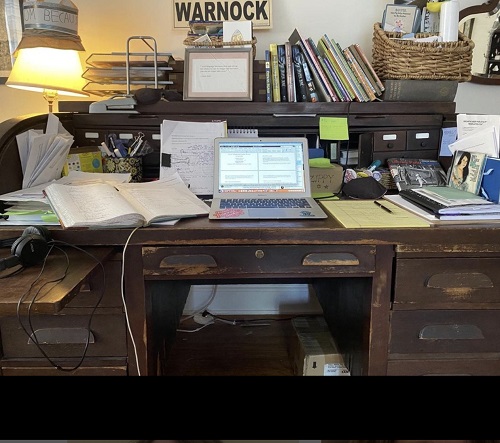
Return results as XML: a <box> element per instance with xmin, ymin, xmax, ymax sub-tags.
<box><xmin>248</xmin><ymin>208</ymin><xmax>289</xmax><ymax>218</ymax></box>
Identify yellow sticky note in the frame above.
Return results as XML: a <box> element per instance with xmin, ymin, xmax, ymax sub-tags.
<box><xmin>319</xmin><ymin>117</ymin><xmax>349</xmax><ymax>140</ymax></box>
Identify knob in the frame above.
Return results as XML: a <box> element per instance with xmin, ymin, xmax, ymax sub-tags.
<box><xmin>255</xmin><ymin>249</ymin><xmax>265</xmax><ymax>259</ymax></box>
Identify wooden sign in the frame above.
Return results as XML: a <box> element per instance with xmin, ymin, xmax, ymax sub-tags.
<box><xmin>173</xmin><ymin>0</ymin><xmax>272</xmax><ymax>29</ymax></box>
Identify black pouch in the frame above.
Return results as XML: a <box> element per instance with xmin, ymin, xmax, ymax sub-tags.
<box><xmin>342</xmin><ymin>176</ymin><xmax>387</xmax><ymax>199</ymax></box>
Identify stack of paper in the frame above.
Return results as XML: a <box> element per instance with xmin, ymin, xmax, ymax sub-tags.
<box><xmin>449</xmin><ymin>114</ymin><xmax>500</xmax><ymax>158</ymax></box>
<box><xmin>17</xmin><ymin>114</ymin><xmax>75</xmax><ymax>189</ymax></box>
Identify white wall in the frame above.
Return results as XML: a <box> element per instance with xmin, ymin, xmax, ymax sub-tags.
<box><xmin>1</xmin><ymin>0</ymin><xmax>497</xmax><ymax>314</ymax></box>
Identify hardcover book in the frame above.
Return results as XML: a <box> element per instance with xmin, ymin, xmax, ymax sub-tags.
<box><xmin>292</xmin><ymin>44</ymin><xmax>309</xmax><ymax>102</ymax></box>
<box><xmin>381</xmin><ymin>79</ymin><xmax>458</xmax><ymax>102</ymax></box>
<box><xmin>350</xmin><ymin>43</ymin><xmax>385</xmax><ymax>93</ymax></box>
<box><xmin>284</xmin><ymin>41</ymin><xmax>297</xmax><ymax>102</ymax></box>
<box><xmin>269</xmin><ymin>43</ymin><xmax>281</xmax><ymax>102</ymax></box>
<box><xmin>382</xmin><ymin>4</ymin><xmax>419</xmax><ymax>34</ymax></box>
<box><xmin>347</xmin><ymin>44</ymin><xmax>383</xmax><ymax>96</ymax></box>
<box><xmin>277</xmin><ymin>44</ymin><xmax>288</xmax><ymax>102</ymax></box>
<box><xmin>264</xmin><ymin>49</ymin><xmax>272</xmax><ymax>102</ymax></box>
<box><xmin>343</xmin><ymin>47</ymin><xmax>377</xmax><ymax>101</ymax></box>
<box><xmin>296</xmin><ymin>46</ymin><xmax>319</xmax><ymax>102</ymax></box>
<box><xmin>447</xmin><ymin>150</ymin><xmax>488</xmax><ymax>195</ymax></box>
<box><xmin>43</xmin><ymin>174</ymin><xmax>210</xmax><ymax>228</ymax></box>
<box><xmin>288</xmin><ymin>28</ymin><xmax>333</xmax><ymax>102</ymax></box>
<box><xmin>387</xmin><ymin>158</ymin><xmax>448</xmax><ymax>191</ymax></box>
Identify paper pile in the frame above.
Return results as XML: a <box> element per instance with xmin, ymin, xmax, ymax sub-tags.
<box><xmin>449</xmin><ymin>114</ymin><xmax>500</xmax><ymax>158</ymax></box>
<box><xmin>17</xmin><ymin>114</ymin><xmax>75</xmax><ymax>189</ymax></box>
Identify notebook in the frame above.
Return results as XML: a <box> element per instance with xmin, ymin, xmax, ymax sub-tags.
<box><xmin>209</xmin><ymin>137</ymin><xmax>328</xmax><ymax>220</ymax></box>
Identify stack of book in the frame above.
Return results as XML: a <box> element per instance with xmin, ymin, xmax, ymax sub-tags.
<box><xmin>265</xmin><ymin>29</ymin><xmax>385</xmax><ymax>103</ymax></box>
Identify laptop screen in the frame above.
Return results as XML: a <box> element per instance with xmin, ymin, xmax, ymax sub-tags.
<box><xmin>214</xmin><ymin>138</ymin><xmax>309</xmax><ymax>195</ymax></box>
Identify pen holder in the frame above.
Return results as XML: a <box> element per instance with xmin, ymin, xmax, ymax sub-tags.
<box><xmin>102</xmin><ymin>157</ymin><xmax>143</xmax><ymax>182</ymax></box>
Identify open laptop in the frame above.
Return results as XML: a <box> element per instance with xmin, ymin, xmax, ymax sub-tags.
<box><xmin>209</xmin><ymin>137</ymin><xmax>328</xmax><ymax>220</ymax></box>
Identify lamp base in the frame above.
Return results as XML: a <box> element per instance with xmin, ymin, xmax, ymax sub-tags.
<box><xmin>43</xmin><ymin>89</ymin><xmax>58</xmax><ymax>113</ymax></box>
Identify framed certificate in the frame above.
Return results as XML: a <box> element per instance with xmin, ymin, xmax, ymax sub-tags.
<box><xmin>183</xmin><ymin>47</ymin><xmax>253</xmax><ymax>101</ymax></box>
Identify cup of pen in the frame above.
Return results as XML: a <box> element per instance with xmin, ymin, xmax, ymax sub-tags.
<box><xmin>102</xmin><ymin>156</ymin><xmax>143</xmax><ymax>182</ymax></box>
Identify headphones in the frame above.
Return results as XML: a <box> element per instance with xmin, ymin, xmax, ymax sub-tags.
<box><xmin>0</xmin><ymin>226</ymin><xmax>52</xmax><ymax>271</ymax></box>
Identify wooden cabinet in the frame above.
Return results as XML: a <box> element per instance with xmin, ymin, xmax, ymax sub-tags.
<box><xmin>388</xmin><ymin>249</ymin><xmax>500</xmax><ymax>375</ymax></box>
<box><xmin>0</xmin><ymin>254</ymin><xmax>128</xmax><ymax>375</ymax></box>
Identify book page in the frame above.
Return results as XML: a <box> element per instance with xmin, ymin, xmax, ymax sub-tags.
<box><xmin>114</xmin><ymin>174</ymin><xmax>210</xmax><ymax>224</ymax></box>
<box><xmin>44</xmin><ymin>182</ymin><xmax>145</xmax><ymax>228</ymax></box>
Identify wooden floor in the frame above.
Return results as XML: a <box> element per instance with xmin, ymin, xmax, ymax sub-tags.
<box><xmin>162</xmin><ymin>316</ymin><xmax>299</xmax><ymax>376</ymax></box>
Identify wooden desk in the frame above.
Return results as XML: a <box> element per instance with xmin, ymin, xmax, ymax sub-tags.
<box><xmin>3</xmin><ymin>217</ymin><xmax>496</xmax><ymax>376</ymax></box>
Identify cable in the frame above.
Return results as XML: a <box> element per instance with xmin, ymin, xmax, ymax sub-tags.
<box><xmin>16</xmin><ymin>240</ymin><xmax>106</xmax><ymax>372</ymax></box>
<box><xmin>121</xmin><ymin>225</ymin><xmax>142</xmax><ymax>375</ymax></box>
<box><xmin>179</xmin><ymin>284</ymin><xmax>217</xmax><ymax>324</ymax></box>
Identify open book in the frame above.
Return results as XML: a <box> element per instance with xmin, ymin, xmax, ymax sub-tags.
<box><xmin>43</xmin><ymin>173</ymin><xmax>210</xmax><ymax>228</ymax></box>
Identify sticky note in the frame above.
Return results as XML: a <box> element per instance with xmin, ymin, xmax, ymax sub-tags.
<box><xmin>319</xmin><ymin>117</ymin><xmax>349</xmax><ymax>140</ymax></box>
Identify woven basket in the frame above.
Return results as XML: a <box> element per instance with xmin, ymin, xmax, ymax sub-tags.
<box><xmin>183</xmin><ymin>35</ymin><xmax>257</xmax><ymax>59</ymax></box>
<box><xmin>372</xmin><ymin>22</ymin><xmax>474</xmax><ymax>82</ymax></box>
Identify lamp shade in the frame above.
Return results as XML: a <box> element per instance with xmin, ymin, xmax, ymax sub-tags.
<box><xmin>6</xmin><ymin>47</ymin><xmax>88</xmax><ymax>97</ymax></box>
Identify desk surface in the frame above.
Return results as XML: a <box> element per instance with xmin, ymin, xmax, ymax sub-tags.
<box><xmin>0</xmin><ymin>246</ymin><xmax>115</xmax><ymax>315</ymax></box>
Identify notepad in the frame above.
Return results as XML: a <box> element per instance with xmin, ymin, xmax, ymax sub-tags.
<box><xmin>320</xmin><ymin>200</ymin><xmax>430</xmax><ymax>228</ymax></box>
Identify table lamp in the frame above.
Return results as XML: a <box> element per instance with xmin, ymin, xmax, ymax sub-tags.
<box><xmin>6</xmin><ymin>46</ymin><xmax>89</xmax><ymax>113</ymax></box>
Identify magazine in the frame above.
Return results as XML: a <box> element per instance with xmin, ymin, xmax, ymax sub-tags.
<box><xmin>386</xmin><ymin>158</ymin><xmax>447</xmax><ymax>191</ymax></box>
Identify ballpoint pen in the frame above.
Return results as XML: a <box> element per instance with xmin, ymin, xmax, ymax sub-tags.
<box><xmin>374</xmin><ymin>200</ymin><xmax>394</xmax><ymax>214</ymax></box>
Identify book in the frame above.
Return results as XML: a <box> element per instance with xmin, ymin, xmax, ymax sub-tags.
<box><xmin>447</xmin><ymin>150</ymin><xmax>487</xmax><ymax>195</ymax></box>
<box><xmin>319</xmin><ymin>54</ymin><xmax>350</xmax><ymax>101</ymax></box>
<box><xmin>347</xmin><ymin>44</ymin><xmax>382</xmax><ymax>96</ymax></box>
<box><xmin>288</xmin><ymin>28</ymin><xmax>333</xmax><ymax>102</ymax></box>
<box><xmin>269</xmin><ymin>43</ymin><xmax>281</xmax><ymax>102</ymax></box>
<box><xmin>351</xmin><ymin>43</ymin><xmax>385</xmax><ymax>93</ymax></box>
<box><xmin>43</xmin><ymin>174</ymin><xmax>210</xmax><ymax>228</ymax></box>
<box><xmin>284</xmin><ymin>41</ymin><xmax>297</xmax><ymax>102</ymax></box>
<box><xmin>264</xmin><ymin>49</ymin><xmax>272</xmax><ymax>103</ymax></box>
<box><xmin>381</xmin><ymin>79</ymin><xmax>458</xmax><ymax>102</ymax></box>
<box><xmin>342</xmin><ymin>47</ymin><xmax>377</xmax><ymax>101</ymax></box>
<box><xmin>399</xmin><ymin>185</ymin><xmax>493</xmax><ymax>216</ymax></box>
<box><xmin>291</xmin><ymin>44</ymin><xmax>308</xmax><ymax>102</ymax></box>
<box><xmin>277</xmin><ymin>44</ymin><xmax>288</xmax><ymax>102</ymax></box>
<box><xmin>303</xmin><ymin>37</ymin><xmax>339</xmax><ymax>102</ymax></box>
<box><xmin>386</xmin><ymin>158</ymin><xmax>448</xmax><ymax>191</ymax></box>
<box><xmin>384</xmin><ymin>194</ymin><xmax>500</xmax><ymax>224</ymax></box>
<box><xmin>318</xmin><ymin>35</ymin><xmax>367</xmax><ymax>102</ymax></box>
<box><xmin>296</xmin><ymin>46</ymin><xmax>319</xmax><ymax>102</ymax></box>
<box><xmin>382</xmin><ymin>4</ymin><xmax>420</xmax><ymax>34</ymax></box>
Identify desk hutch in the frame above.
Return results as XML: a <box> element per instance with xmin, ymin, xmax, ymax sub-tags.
<box><xmin>1</xmin><ymin>101</ymin><xmax>500</xmax><ymax>376</ymax></box>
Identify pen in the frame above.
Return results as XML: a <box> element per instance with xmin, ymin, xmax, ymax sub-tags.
<box><xmin>374</xmin><ymin>200</ymin><xmax>393</xmax><ymax>214</ymax></box>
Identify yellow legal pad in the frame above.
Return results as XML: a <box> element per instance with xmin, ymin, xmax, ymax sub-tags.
<box><xmin>320</xmin><ymin>199</ymin><xmax>431</xmax><ymax>228</ymax></box>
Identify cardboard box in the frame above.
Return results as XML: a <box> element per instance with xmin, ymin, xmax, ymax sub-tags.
<box><xmin>310</xmin><ymin>163</ymin><xmax>344</xmax><ymax>198</ymax></box>
<box><xmin>289</xmin><ymin>316</ymin><xmax>350</xmax><ymax>376</ymax></box>
<box><xmin>63</xmin><ymin>147</ymin><xmax>103</xmax><ymax>176</ymax></box>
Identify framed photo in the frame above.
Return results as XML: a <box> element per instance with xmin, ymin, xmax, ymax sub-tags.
<box><xmin>183</xmin><ymin>47</ymin><xmax>253</xmax><ymax>101</ymax></box>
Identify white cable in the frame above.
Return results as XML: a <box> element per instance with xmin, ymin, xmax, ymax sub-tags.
<box><xmin>121</xmin><ymin>226</ymin><xmax>142</xmax><ymax>376</ymax></box>
<box><xmin>179</xmin><ymin>283</ymin><xmax>218</xmax><ymax>323</ymax></box>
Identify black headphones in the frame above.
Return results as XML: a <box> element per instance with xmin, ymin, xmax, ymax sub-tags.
<box><xmin>0</xmin><ymin>226</ymin><xmax>52</xmax><ymax>271</ymax></box>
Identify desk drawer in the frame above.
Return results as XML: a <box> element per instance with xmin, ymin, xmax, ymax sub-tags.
<box><xmin>389</xmin><ymin>310</ymin><xmax>500</xmax><ymax>355</ymax></box>
<box><xmin>394</xmin><ymin>258</ymin><xmax>500</xmax><ymax>308</ymax></box>
<box><xmin>0</xmin><ymin>314</ymin><xmax>126</xmax><ymax>358</ymax></box>
<box><xmin>387</xmin><ymin>357</ymin><xmax>500</xmax><ymax>375</ymax></box>
<box><xmin>142</xmin><ymin>245</ymin><xmax>376</xmax><ymax>278</ymax></box>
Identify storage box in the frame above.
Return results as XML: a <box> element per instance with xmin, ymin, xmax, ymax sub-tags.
<box><xmin>289</xmin><ymin>316</ymin><xmax>350</xmax><ymax>376</ymax></box>
<box><xmin>309</xmin><ymin>162</ymin><xmax>344</xmax><ymax>198</ymax></box>
<box><xmin>62</xmin><ymin>146</ymin><xmax>103</xmax><ymax>176</ymax></box>
<box><xmin>371</xmin><ymin>22</ymin><xmax>474</xmax><ymax>82</ymax></box>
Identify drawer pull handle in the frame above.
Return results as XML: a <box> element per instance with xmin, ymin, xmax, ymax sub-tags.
<box><xmin>418</xmin><ymin>324</ymin><xmax>484</xmax><ymax>340</ymax></box>
<box><xmin>159</xmin><ymin>254</ymin><xmax>217</xmax><ymax>268</ymax></box>
<box><xmin>28</xmin><ymin>328</ymin><xmax>95</xmax><ymax>345</ymax></box>
<box><xmin>426</xmin><ymin>272</ymin><xmax>493</xmax><ymax>289</ymax></box>
<box><xmin>302</xmin><ymin>252</ymin><xmax>360</xmax><ymax>266</ymax></box>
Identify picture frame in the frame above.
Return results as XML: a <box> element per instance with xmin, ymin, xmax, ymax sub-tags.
<box><xmin>183</xmin><ymin>47</ymin><xmax>253</xmax><ymax>101</ymax></box>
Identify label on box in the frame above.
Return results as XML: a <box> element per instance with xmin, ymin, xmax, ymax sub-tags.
<box><xmin>324</xmin><ymin>363</ymin><xmax>350</xmax><ymax>376</ymax></box>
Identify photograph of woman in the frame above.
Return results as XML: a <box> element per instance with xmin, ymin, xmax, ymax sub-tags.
<box><xmin>449</xmin><ymin>151</ymin><xmax>471</xmax><ymax>191</ymax></box>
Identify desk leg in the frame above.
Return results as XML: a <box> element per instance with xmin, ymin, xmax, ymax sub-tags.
<box><xmin>146</xmin><ymin>280</ymin><xmax>191</xmax><ymax>376</ymax></box>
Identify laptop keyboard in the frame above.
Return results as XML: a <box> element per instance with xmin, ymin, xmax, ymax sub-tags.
<box><xmin>220</xmin><ymin>198</ymin><xmax>311</xmax><ymax>209</ymax></box>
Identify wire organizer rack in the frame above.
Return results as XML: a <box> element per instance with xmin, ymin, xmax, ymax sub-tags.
<box><xmin>371</xmin><ymin>22</ymin><xmax>475</xmax><ymax>82</ymax></box>
<box><xmin>82</xmin><ymin>36</ymin><xmax>175</xmax><ymax>97</ymax></box>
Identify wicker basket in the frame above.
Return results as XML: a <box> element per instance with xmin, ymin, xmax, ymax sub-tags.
<box><xmin>183</xmin><ymin>35</ymin><xmax>257</xmax><ymax>59</ymax></box>
<box><xmin>372</xmin><ymin>22</ymin><xmax>474</xmax><ymax>82</ymax></box>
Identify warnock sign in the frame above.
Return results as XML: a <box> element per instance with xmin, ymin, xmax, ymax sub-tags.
<box><xmin>173</xmin><ymin>0</ymin><xmax>272</xmax><ymax>29</ymax></box>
